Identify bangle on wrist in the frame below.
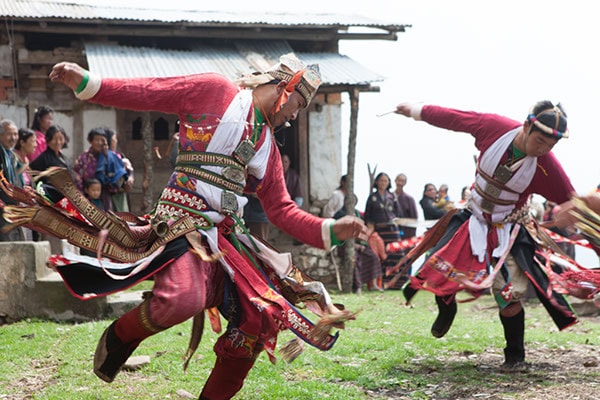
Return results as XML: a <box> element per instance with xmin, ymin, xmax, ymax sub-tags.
<box><xmin>330</xmin><ymin>224</ymin><xmax>343</xmax><ymax>246</ymax></box>
<box><xmin>75</xmin><ymin>70</ymin><xmax>90</xmax><ymax>94</ymax></box>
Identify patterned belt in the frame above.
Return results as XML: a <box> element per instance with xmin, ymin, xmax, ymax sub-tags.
<box><xmin>153</xmin><ymin>203</ymin><xmax>213</xmax><ymax>230</ymax></box>
<box><xmin>176</xmin><ymin>152</ymin><xmax>243</xmax><ymax>169</ymax></box>
<box><xmin>174</xmin><ymin>165</ymin><xmax>244</xmax><ymax>195</ymax></box>
<box><xmin>158</xmin><ymin>187</ymin><xmax>211</xmax><ymax>212</ymax></box>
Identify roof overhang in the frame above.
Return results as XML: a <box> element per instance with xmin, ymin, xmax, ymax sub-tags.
<box><xmin>84</xmin><ymin>41</ymin><xmax>385</xmax><ymax>92</ymax></box>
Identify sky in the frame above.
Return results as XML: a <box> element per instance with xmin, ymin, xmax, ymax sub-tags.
<box><xmin>334</xmin><ymin>1</ymin><xmax>599</xmax><ymax>204</ymax></box>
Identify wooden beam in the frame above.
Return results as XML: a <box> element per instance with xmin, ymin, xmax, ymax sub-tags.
<box><xmin>7</xmin><ymin>20</ymin><xmax>404</xmax><ymax>41</ymax></box>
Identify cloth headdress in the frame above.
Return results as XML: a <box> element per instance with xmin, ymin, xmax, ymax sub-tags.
<box><xmin>527</xmin><ymin>103</ymin><xmax>569</xmax><ymax>139</ymax></box>
<box><xmin>236</xmin><ymin>53</ymin><xmax>321</xmax><ymax>108</ymax></box>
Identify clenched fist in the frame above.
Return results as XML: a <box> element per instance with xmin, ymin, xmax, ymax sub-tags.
<box><xmin>49</xmin><ymin>62</ymin><xmax>88</xmax><ymax>91</ymax></box>
<box><xmin>331</xmin><ymin>215</ymin><xmax>368</xmax><ymax>242</ymax></box>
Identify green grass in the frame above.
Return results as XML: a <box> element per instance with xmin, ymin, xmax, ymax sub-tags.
<box><xmin>1</xmin><ymin>291</ymin><xmax>598</xmax><ymax>399</ymax></box>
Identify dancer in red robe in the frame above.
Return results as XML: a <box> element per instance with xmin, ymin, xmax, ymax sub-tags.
<box><xmin>394</xmin><ymin>100</ymin><xmax>581</xmax><ymax>372</ymax></box>
<box><xmin>2</xmin><ymin>53</ymin><xmax>367</xmax><ymax>400</ymax></box>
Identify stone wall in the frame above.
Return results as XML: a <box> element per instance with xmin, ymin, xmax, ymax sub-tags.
<box><xmin>0</xmin><ymin>241</ymin><xmax>108</xmax><ymax>324</ymax></box>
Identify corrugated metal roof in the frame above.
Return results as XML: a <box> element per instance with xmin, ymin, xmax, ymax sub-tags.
<box><xmin>84</xmin><ymin>41</ymin><xmax>385</xmax><ymax>86</ymax></box>
<box><xmin>2</xmin><ymin>0</ymin><xmax>407</xmax><ymax>31</ymax></box>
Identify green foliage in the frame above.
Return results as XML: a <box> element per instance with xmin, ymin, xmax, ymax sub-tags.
<box><xmin>0</xmin><ymin>291</ymin><xmax>598</xmax><ymax>399</ymax></box>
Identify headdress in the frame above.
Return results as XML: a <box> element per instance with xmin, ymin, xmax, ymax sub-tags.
<box><xmin>236</xmin><ymin>53</ymin><xmax>321</xmax><ymax>108</ymax></box>
<box><xmin>527</xmin><ymin>103</ymin><xmax>569</xmax><ymax>139</ymax></box>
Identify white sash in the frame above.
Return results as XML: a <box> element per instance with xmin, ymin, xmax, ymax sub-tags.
<box><xmin>469</xmin><ymin>128</ymin><xmax>536</xmax><ymax>261</ymax></box>
<box><xmin>197</xmin><ymin>90</ymin><xmax>289</xmax><ymax>279</ymax></box>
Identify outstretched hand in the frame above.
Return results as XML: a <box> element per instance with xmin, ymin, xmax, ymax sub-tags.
<box><xmin>332</xmin><ymin>215</ymin><xmax>368</xmax><ymax>242</ymax></box>
<box><xmin>394</xmin><ymin>103</ymin><xmax>413</xmax><ymax>117</ymax></box>
<box><xmin>49</xmin><ymin>62</ymin><xmax>87</xmax><ymax>91</ymax></box>
<box><xmin>551</xmin><ymin>193</ymin><xmax>600</xmax><ymax>229</ymax></box>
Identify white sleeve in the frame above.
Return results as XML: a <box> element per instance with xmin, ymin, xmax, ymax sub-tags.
<box><xmin>75</xmin><ymin>72</ymin><xmax>102</xmax><ymax>100</ymax></box>
<box><xmin>410</xmin><ymin>103</ymin><xmax>424</xmax><ymax>120</ymax></box>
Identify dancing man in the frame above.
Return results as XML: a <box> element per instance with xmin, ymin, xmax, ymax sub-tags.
<box><xmin>3</xmin><ymin>53</ymin><xmax>367</xmax><ymax>399</ymax></box>
<box><xmin>394</xmin><ymin>100</ymin><xmax>579</xmax><ymax>371</ymax></box>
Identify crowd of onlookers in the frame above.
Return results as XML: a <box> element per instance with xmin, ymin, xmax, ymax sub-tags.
<box><xmin>321</xmin><ymin>172</ymin><xmax>469</xmax><ymax>293</ymax></box>
<box><xmin>0</xmin><ymin>105</ymin><xmax>134</xmax><ymax>243</ymax></box>
<box><xmin>321</xmin><ymin>171</ymin><xmax>600</xmax><ymax>294</ymax></box>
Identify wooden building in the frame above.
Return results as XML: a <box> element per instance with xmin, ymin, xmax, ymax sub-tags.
<box><xmin>0</xmin><ymin>1</ymin><xmax>409</xmax><ymax>289</ymax></box>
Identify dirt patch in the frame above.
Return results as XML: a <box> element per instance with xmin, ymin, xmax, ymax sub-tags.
<box><xmin>2</xmin><ymin>358</ymin><xmax>59</xmax><ymax>400</ymax></box>
<box><xmin>367</xmin><ymin>342</ymin><xmax>599</xmax><ymax>400</ymax></box>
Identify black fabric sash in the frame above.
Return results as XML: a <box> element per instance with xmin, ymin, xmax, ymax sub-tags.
<box><xmin>55</xmin><ymin>237</ymin><xmax>189</xmax><ymax>300</ymax></box>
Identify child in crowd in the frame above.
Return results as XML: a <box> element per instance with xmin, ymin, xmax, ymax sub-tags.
<box><xmin>84</xmin><ymin>178</ymin><xmax>104</xmax><ymax>210</ymax></box>
<box><xmin>434</xmin><ymin>183</ymin><xmax>454</xmax><ymax>211</ymax></box>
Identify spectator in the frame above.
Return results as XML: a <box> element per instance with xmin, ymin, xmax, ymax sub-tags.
<box><xmin>243</xmin><ymin>194</ymin><xmax>270</xmax><ymax>240</ymax></box>
<box><xmin>434</xmin><ymin>183</ymin><xmax>454</xmax><ymax>210</ymax></box>
<box><xmin>364</xmin><ymin>172</ymin><xmax>405</xmax><ymax>287</ymax></box>
<box><xmin>72</xmin><ymin>127</ymin><xmax>114</xmax><ymax>211</ymax></box>
<box><xmin>353</xmin><ymin>224</ymin><xmax>385</xmax><ymax>293</ymax></box>
<box><xmin>84</xmin><ymin>177</ymin><xmax>105</xmax><ymax>210</ymax></box>
<box><xmin>281</xmin><ymin>154</ymin><xmax>303</xmax><ymax>206</ymax></box>
<box><xmin>332</xmin><ymin>193</ymin><xmax>383</xmax><ymax>293</ymax></box>
<box><xmin>394</xmin><ymin>173</ymin><xmax>418</xmax><ymax>239</ymax></box>
<box><xmin>104</xmin><ymin>128</ymin><xmax>134</xmax><ymax>212</ymax></box>
<box><xmin>29</xmin><ymin>125</ymin><xmax>70</xmax><ymax>173</ymax></box>
<box><xmin>29</xmin><ymin>125</ymin><xmax>71</xmax><ymax>247</ymax></box>
<box><xmin>79</xmin><ymin>177</ymin><xmax>106</xmax><ymax>257</ymax></box>
<box><xmin>456</xmin><ymin>185</ymin><xmax>472</xmax><ymax>208</ymax></box>
<box><xmin>14</xmin><ymin>128</ymin><xmax>37</xmax><ymax>188</ymax></box>
<box><xmin>420</xmin><ymin>183</ymin><xmax>446</xmax><ymax>220</ymax></box>
<box><xmin>0</xmin><ymin>119</ymin><xmax>25</xmax><ymax>241</ymax></box>
<box><xmin>323</xmin><ymin>174</ymin><xmax>347</xmax><ymax>218</ymax></box>
<box><xmin>29</xmin><ymin>105</ymin><xmax>54</xmax><ymax>162</ymax></box>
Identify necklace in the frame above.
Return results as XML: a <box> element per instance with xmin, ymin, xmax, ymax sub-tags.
<box><xmin>252</xmin><ymin>107</ymin><xmax>264</xmax><ymax>144</ymax></box>
<box><xmin>506</xmin><ymin>143</ymin><xmax>526</xmax><ymax>166</ymax></box>
<box><xmin>252</xmin><ymin>93</ymin><xmax>274</xmax><ymax>131</ymax></box>
<box><xmin>494</xmin><ymin>142</ymin><xmax>527</xmax><ymax>184</ymax></box>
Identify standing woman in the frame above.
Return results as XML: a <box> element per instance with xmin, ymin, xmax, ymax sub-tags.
<box><xmin>104</xmin><ymin>128</ymin><xmax>134</xmax><ymax>212</ymax></box>
<box><xmin>72</xmin><ymin>127</ymin><xmax>112</xmax><ymax>211</ymax></box>
<box><xmin>29</xmin><ymin>105</ymin><xmax>54</xmax><ymax>162</ymax></box>
<box><xmin>14</xmin><ymin>128</ymin><xmax>37</xmax><ymax>188</ymax></box>
<box><xmin>29</xmin><ymin>125</ymin><xmax>70</xmax><ymax>173</ymax></box>
<box><xmin>364</xmin><ymin>172</ymin><xmax>403</xmax><ymax>288</ymax></box>
<box><xmin>29</xmin><ymin>125</ymin><xmax>71</xmax><ymax>245</ymax></box>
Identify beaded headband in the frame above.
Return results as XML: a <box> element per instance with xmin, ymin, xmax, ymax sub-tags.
<box><xmin>236</xmin><ymin>53</ymin><xmax>321</xmax><ymax>107</ymax></box>
<box><xmin>266</xmin><ymin>55</ymin><xmax>321</xmax><ymax>106</ymax></box>
<box><xmin>527</xmin><ymin>104</ymin><xmax>569</xmax><ymax>139</ymax></box>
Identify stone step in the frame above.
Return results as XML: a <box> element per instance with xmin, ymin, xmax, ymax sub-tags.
<box><xmin>30</xmin><ymin>277</ymin><xmax>108</xmax><ymax>322</ymax></box>
<box><xmin>36</xmin><ymin>270</ymin><xmax>64</xmax><ymax>282</ymax></box>
<box><xmin>37</xmin><ymin>274</ymin><xmax>145</xmax><ymax>319</ymax></box>
<box><xmin>106</xmin><ymin>290</ymin><xmax>145</xmax><ymax>318</ymax></box>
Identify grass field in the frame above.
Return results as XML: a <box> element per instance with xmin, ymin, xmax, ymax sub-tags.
<box><xmin>1</xmin><ymin>290</ymin><xmax>599</xmax><ymax>399</ymax></box>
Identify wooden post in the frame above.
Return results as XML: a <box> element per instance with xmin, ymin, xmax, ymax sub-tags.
<box><xmin>141</xmin><ymin>112</ymin><xmax>153</xmax><ymax>213</ymax></box>
<box><xmin>341</xmin><ymin>88</ymin><xmax>360</xmax><ymax>293</ymax></box>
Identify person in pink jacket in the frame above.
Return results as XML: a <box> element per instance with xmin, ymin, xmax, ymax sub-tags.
<box><xmin>44</xmin><ymin>54</ymin><xmax>367</xmax><ymax>399</ymax></box>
